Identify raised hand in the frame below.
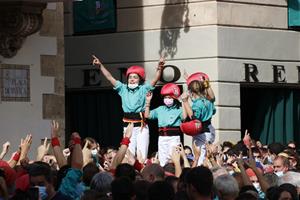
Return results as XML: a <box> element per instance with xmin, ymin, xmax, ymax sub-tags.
<box><xmin>180</xmin><ymin>92</ymin><xmax>189</xmax><ymax>102</ymax></box>
<box><xmin>177</xmin><ymin>143</ymin><xmax>186</xmax><ymax>158</ymax></box>
<box><xmin>146</xmin><ymin>92</ymin><xmax>153</xmax><ymax>103</ymax></box>
<box><xmin>20</xmin><ymin>134</ymin><xmax>32</xmax><ymax>153</ymax></box>
<box><xmin>151</xmin><ymin>152</ymin><xmax>160</xmax><ymax>164</ymax></box>
<box><xmin>2</xmin><ymin>142</ymin><xmax>10</xmax><ymax>153</ymax></box>
<box><xmin>137</xmin><ymin>150</ymin><xmax>145</xmax><ymax>164</ymax></box>
<box><xmin>0</xmin><ymin>141</ymin><xmax>10</xmax><ymax>159</ymax></box>
<box><xmin>63</xmin><ymin>148</ymin><xmax>70</xmax><ymax>158</ymax></box>
<box><xmin>51</xmin><ymin>120</ymin><xmax>60</xmax><ymax>138</ymax></box>
<box><xmin>192</xmin><ymin>140</ymin><xmax>201</xmax><ymax>159</ymax></box>
<box><xmin>243</xmin><ymin>129</ymin><xmax>251</xmax><ymax>148</ymax></box>
<box><xmin>125</xmin><ymin>150</ymin><xmax>136</xmax><ymax>165</ymax></box>
<box><xmin>36</xmin><ymin>138</ymin><xmax>50</xmax><ymax>161</ymax></box>
<box><xmin>92</xmin><ymin>55</ymin><xmax>102</xmax><ymax>66</ymax></box>
<box><xmin>82</xmin><ymin>140</ymin><xmax>92</xmax><ymax>166</ymax></box>
<box><xmin>124</xmin><ymin>123</ymin><xmax>133</xmax><ymax>138</ymax></box>
<box><xmin>171</xmin><ymin>146</ymin><xmax>181</xmax><ymax>164</ymax></box>
<box><xmin>157</xmin><ymin>57</ymin><xmax>165</xmax><ymax>71</ymax></box>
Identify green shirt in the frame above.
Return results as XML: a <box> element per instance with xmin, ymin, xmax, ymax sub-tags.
<box><xmin>192</xmin><ymin>97</ymin><xmax>216</xmax><ymax>122</ymax></box>
<box><xmin>149</xmin><ymin>105</ymin><xmax>183</xmax><ymax>127</ymax></box>
<box><xmin>114</xmin><ymin>80</ymin><xmax>154</xmax><ymax>113</ymax></box>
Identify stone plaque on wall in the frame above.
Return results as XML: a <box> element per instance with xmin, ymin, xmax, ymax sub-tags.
<box><xmin>0</xmin><ymin>64</ymin><xmax>30</xmax><ymax>102</ymax></box>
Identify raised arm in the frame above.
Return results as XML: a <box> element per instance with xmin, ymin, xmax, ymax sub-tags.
<box><xmin>36</xmin><ymin>138</ymin><xmax>50</xmax><ymax>161</ymax></box>
<box><xmin>0</xmin><ymin>142</ymin><xmax>10</xmax><ymax>160</ymax></box>
<box><xmin>179</xmin><ymin>144</ymin><xmax>190</xmax><ymax>168</ymax></box>
<box><xmin>192</xmin><ymin>141</ymin><xmax>201</xmax><ymax>168</ymax></box>
<box><xmin>51</xmin><ymin>120</ymin><xmax>67</xmax><ymax>168</ymax></box>
<box><xmin>151</xmin><ymin>57</ymin><xmax>165</xmax><ymax>87</ymax></box>
<box><xmin>92</xmin><ymin>55</ymin><xmax>117</xmax><ymax>87</ymax></box>
<box><xmin>82</xmin><ymin>141</ymin><xmax>93</xmax><ymax>167</ymax></box>
<box><xmin>237</xmin><ymin>158</ymin><xmax>252</xmax><ymax>186</ymax></box>
<box><xmin>111</xmin><ymin>123</ymin><xmax>133</xmax><ymax>169</ymax></box>
<box><xmin>181</xmin><ymin>92</ymin><xmax>193</xmax><ymax>119</ymax></box>
<box><xmin>171</xmin><ymin>146</ymin><xmax>182</xmax><ymax>177</ymax></box>
<box><xmin>245</xmin><ymin>148</ymin><xmax>270</xmax><ymax>193</ymax></box>
<box><xmin>144</xmin><ymin>92</ymin><xmax>152</xmax><ymax>119</ymax></box>
<box><xmin>70</xmin><ymin>132</ymin><xmax>83</xmax><ymax>169</ymax></box>
<box><xmin>18</xmin><ymin>134</ymin><xmax>32</xmax><ymax>165</ymax></box>
<box><xmin>7</xmin><ymin>151</ymin><xmax>20</xmax><ymax>168</ymax></box>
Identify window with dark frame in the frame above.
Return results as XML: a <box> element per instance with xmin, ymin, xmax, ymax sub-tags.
<box><xmin>73</xmin><ymin>0</ymin><xmax>117</xmax><ymax>35</ymax></box>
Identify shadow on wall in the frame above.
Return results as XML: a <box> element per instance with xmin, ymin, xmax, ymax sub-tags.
<box><xmin>159</xmin><ymin>0</ymin><xmax>190</xmax><ymax>58</ymax></box>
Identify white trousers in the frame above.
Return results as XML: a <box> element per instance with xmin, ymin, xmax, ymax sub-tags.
<box><xmin>124</xmin><ymin>125</ymin><xmax>149</xmax><ymax>160</ymax></box>
<box><xmin>192</xmin><ymin>125</ymin><xmax>215</xmax><ymax>166</ymax></box>
<box><xmin>158</xmin><ymin>135</ymin><xmax>181</xmax><ymax>167</ymax></box>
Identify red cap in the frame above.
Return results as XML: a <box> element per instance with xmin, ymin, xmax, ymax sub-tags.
<box><xmin>0</xmin><ymin>160</ymin><xmax>17</xmax><ymax>187</ymax></box>
<box><xmin>161</xmin><ymin>83</ymin><xmax>181</xmax><ymax>99</ymax></box>
<box><xmin>186</xmin><ymin>72</ymin><xmax>209</xmax><ymax>86</ymax></box>
<box><xmin>126</xmin><ymin>66</ymin><xmax>145</xmax><ymax>80</ymax></box>
<box><xmin>180</xmin><ymin>120</ymin><xmax>202</xmax><ymax>136</ymax></box>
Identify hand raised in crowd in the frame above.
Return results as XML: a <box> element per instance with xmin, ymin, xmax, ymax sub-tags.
<box><xmin>63</xmin><ymin>148</ymin><xmax>70</xmax><ymax>158</ymax></box>
<box><xmin>51</xmin><ymin>120</ymin><xmax>60</xmax><ymax>138</ymax></box>
<box><xmin>124</xmin><ymin>123</ymin><xmax>133</xmax><ymax>139</ymax></box>
<box><xmin>2</xmin><ymin>142</ymin><xmax>10</xmax><ymax>154</ymax></box>
<box><xmin>151</xmin><ymin>152</ymin><xmax>160</xmax><ymax>164</ymax></box>
<box><xmin>20</xmin><ymin>134</ymin><xmax>32</xmax><ymax>154</ymax></box>
<box><xmin>103</xmin><ymin>160</ymin><xmax>111</xmax><ymax>171</ymax></box>
<box><xmin>171</xmin><ymin>146</ymin><xmax>181</xmax><ymax>164</ymax></box>
<box><xmin>157</xmin><ymin>57</ymin><xmax>165</xmax><ymax>71</ymax></box>
<box><xmin>178</xmin><ymin>143</ymin><xmax>191</xmax><ymax>168</ymax></box>
<box><xmin>92</xmin><ymin>55</ymin><xmax>102</xmax><ymax>67</ymax></box>
<box><xmin>36</xmin><ymin>137</ymin><xmax>50</xmax><ymax>161</ymax></box>
<box><xmin>237</xmin><ymin>157</ymin><xmax>245</xmax><ymax>169</ymax></box>
<box><xmin>243</xmin><ymin>129</ymin><xmax>251</xmax><ymax>148</ymax></box>
<box><xmin>124</xmin><ymin>150</ymin><xmax>136</xmax><ymax>165</ymax></box>
<box><xmin>206</xmin><ymin>142</ymin><xmax>213</xmax><ymax>159</ymax></box>
<box><xmin>0</xmin><ymin>141</ymin><xmax>10</xmax><ymax>159</ymax></box>
<box><xmin>146</xmin><ymin>92</ymin><xmax>153</xmax><ymax>103</ymax></box>
<box><xmin>137</xmin><ymin>150</ymin><xmax>145</xmax><ymax>164</ymax></box>
<box><xmin>82</xmin><ymin>140</ymin><xmax>93</xmax><ymax>167</ymax></box>
<box><xmin>177</xmin><ymin>143</ymin><xmax>186</xmax><ymax>158</ymax></box>
<box><xmin>192</xmin><ymin>141</ymin><xmax>201</xmax><ymax>159</ymax></box>
<box><xmin>244</xmin><ymin>148</ymin><xmax>257</xmax><ymax>170</ymax></box>
<box><xmin>180</xmin><ymin>92</ymin><xmax>189</xmax><ymax>102</ymax></box>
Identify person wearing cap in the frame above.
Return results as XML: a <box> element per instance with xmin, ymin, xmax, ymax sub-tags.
<box><xmin>144</xmin><ymin>83</ymin><xmax>187</xmax><ymax>167</ymax></box>
<box><xmin>92</xmin><ymin>55</ymin><xmax>165</xmax><ymax>160</ymax></box>
<box><xmin>181</xmin><ymin>72</ymin><xmax>216</xmax><ymax>166</ymax></box>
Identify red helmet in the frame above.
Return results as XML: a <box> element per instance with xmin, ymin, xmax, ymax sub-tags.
<box><xmin>160</xmin><ymin>83</ymin><xmax>181</xmax><ymax>99</ymax></box>
<box><xmin>126</xmin><ymin>66</ymin><xmax>145</xmax><ymax>80</ymax></box>
<box><xmin>186</xmin><ymin>72</ymin><xmax>209</xmax><ymax>87</ymax></box>
<box><xmin>180</xmin><ymin>120</ymin><xmax>202</xmax><ymax>136</ymax></box>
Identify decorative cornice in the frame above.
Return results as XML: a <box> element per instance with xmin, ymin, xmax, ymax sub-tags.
<box><xmin>0</xmin><ymin>1</ymin><xmax>47</xmax><ymax>58</ymax></box>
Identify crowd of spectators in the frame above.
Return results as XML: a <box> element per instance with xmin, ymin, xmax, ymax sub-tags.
<box><xmin>0</xmin><ymin>121</ymin><xmax>299</xmax><ymax>200</ymax></box>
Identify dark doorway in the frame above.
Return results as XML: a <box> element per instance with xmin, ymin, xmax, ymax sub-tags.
<box><xmin>65</xmin><ymin>89</ymin><xmax>123</xmax><ymax>148</ymax></box>
<box><xmin>240</xmin><ymin>85</ymin><xmax>300</xmax><ymax>146</ymax></box>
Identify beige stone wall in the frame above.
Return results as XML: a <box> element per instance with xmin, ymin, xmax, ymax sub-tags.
<box><xmin>41</xmin><ymin>3</ymin><xmax>65</xmax><ymax>141</ymax></box>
